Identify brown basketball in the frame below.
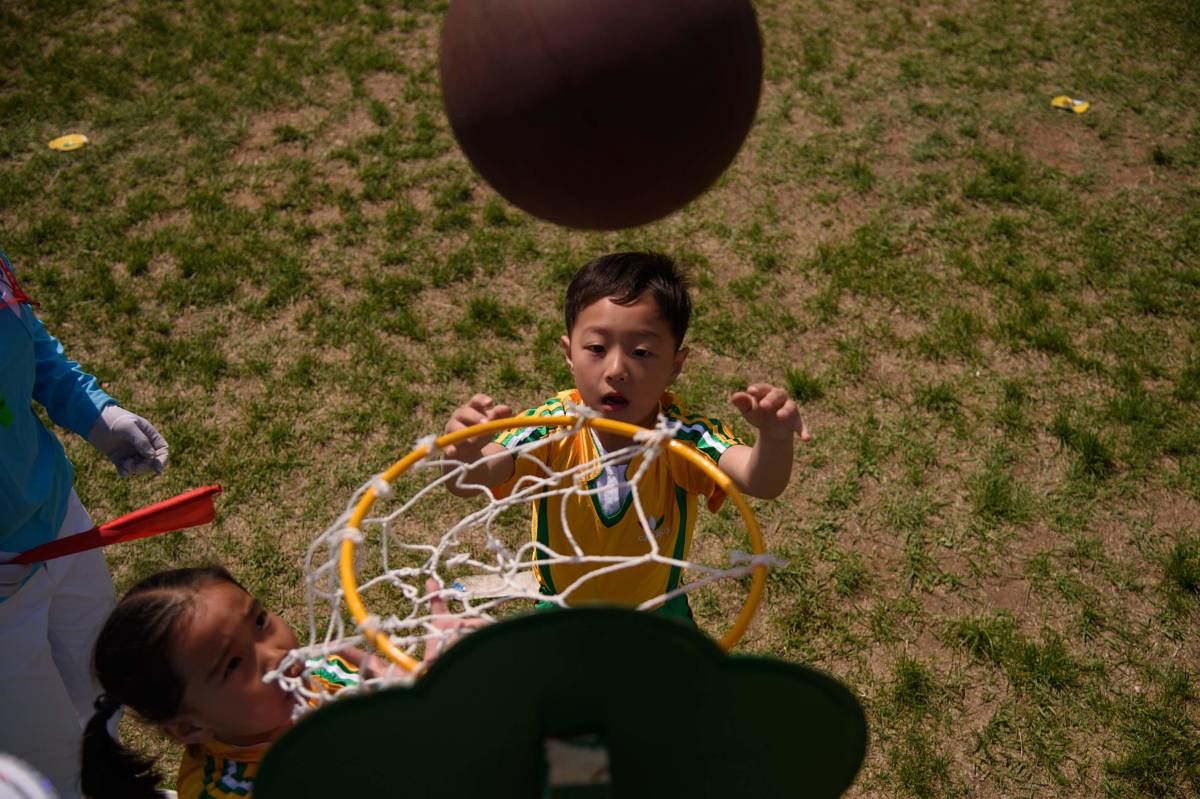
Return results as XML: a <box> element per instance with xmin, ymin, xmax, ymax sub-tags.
<box><xmin>438</xmin><ymin>0</ymin><xmax>763</xmax><ymax>230</ymax></box>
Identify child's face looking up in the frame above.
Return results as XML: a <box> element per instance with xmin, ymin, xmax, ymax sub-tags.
<box><xmin>166</xmin><ymin>580</ymin><xmax>300</xmax><ymax>746</ymax></box>
<box><xmin>561</xmin><ymin>291</ymin><xmax>687</xmax><ymax>431</ymax></box>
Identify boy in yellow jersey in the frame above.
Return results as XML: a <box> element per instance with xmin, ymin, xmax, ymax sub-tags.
<box><xmin>444</xmin><ymin>252</ymin><xmax>810</xmax><ymax>618</ymax></box>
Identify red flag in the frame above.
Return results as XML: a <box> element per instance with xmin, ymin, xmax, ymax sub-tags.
<box><xmin>11</xmin><ymin>484</ymin><xmax>222</xmax><ymax>565</ymax></box>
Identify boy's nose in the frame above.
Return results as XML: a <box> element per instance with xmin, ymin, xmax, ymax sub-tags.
<box><xmin>605</xmin><ymin>352</ymin><xmax>628</xmax><ymax>382</ymax></box>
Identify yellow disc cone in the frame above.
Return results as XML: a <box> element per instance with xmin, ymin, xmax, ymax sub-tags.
<box><xmin>1050</xmin><ymin>95</ymin><xmax>1089</xmax><ymax>114</ymax></box>
<box><xmin>48</xmin><ymin>133</ymin><xmax>89</xmax><ymax>151</ymax></box>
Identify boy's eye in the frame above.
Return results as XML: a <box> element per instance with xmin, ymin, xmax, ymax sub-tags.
<box><xmin>256</xmin><ymin>610</ymin><xmax>269</xmax><ymax>629</ymax></box>
<box><xmin>225</xmin><ymin>657</ymin><xmax>242</xmax><ymax>677</ymax></box>
<box><xmin>584</xmin><ymin>344</ymin><xmax>605</xmax><ymax>355</ymax></box>
<box><xmin>633</xmin><ymin>348</ymin><xmax>651</xmax><ymax>358</ymax></box>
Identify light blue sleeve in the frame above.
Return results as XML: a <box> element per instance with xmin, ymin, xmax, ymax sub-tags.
<box><xmin>28</xmin><ymin>309</ymin><xmax>115</xmax><ymax>438</ymax></box>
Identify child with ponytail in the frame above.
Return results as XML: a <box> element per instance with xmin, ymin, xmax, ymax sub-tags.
<box><xmin>81</xmin><ymin>566</ymin><xmax>466</xmax><ymax>799</ymax></box>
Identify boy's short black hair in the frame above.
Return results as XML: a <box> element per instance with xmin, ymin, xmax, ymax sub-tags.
<box><xmin>565</xmin><ymin>252</ymin><xmax>692</xmax><ymax>349</ymax></box>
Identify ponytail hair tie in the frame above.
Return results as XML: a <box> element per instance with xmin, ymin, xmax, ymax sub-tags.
<box><xmin>94</xmin><ymin>694</ymin><xmax>121</xmax><ymax>716</ymax></box>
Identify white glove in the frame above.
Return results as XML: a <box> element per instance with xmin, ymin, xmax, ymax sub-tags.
<box><xmin>0</xmin><ymin>553</ymin><xmax>32</xmax><ymax>601</ymax></box>
<box><xmin>86</xmin><ymin>405</ymin><xmax>169</xmax><ymax>477</ymax></box>
<box><xmin>0</xmin><ymin>754</ymin><xmax>58</xmax><ymax>799</ymax></box>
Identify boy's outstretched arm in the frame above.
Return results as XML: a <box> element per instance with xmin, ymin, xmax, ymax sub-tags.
<box><xmin>443</xmin><ymin>393</ymin><xmax>516</xmax><ymax>497</ymax></box>
<box><xmin>718</xmin><ymin>383</ymin><xmax>811</xmax><ymax>499</ymax></box>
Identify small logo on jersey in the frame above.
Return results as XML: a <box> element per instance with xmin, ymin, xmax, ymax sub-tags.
<box><xmin>646</xmin><ymin>515</ymin><xmax>666</xmax><ymax>537</ymax></box>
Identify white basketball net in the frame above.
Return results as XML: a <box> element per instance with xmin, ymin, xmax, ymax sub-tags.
<box><xmin>267</xmin><ymin>409</ymin><xmax>775</xmax><ymax>711</ymax></box>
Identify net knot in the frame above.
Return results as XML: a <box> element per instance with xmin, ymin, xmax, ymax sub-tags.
<box><xmin>370</xmin><ymin>477</ymin><xmax>393</xmax><ymax>500</ymax></box>
<box><xmin>339</xmin><ymin>527</ymin><xmax>364</xmax><ymax>546</ymax></box>
<box><xmin>415</xmin><ymin>434</ymin><xmax>441</xmax><ymax>465</ymax></box>
<box><xmin>565</xmin><ymin>400</ymin><xmax>600</xmax><ymax>426</ymax></box>
<box><xmin>356</xmin><ymin>614</ymin><xmax>383</xmax><ymax>636</ymax></box>
<box><xmin>632</xmin><ymin>416</ymin><xmax>681</xmax><ymax>455</ymax></box>
<box><xmin>730</xmin><ymin>550</ymin><xmax>784</xmax><ymax>569</ymax></box>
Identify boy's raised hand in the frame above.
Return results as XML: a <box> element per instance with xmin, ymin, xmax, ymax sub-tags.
<box><xmin>444</xmin><ymin>394</ymin><xmax>513</xmax><ymax>462</ymax></box>
<box><xmin>730</xmin><ymin>383</ymin><xmax>812</xmax><ymax>442</ymax></box>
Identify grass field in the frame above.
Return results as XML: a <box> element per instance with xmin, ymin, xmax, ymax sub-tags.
<box><xmin>3</xmin><ymin>0</ymin><xmax>1199</xmax><ymax>795</ymax></box>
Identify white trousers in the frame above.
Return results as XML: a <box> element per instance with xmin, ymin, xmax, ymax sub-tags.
<box><xmin>0</xmin><ymin>491</ymin><xmax>116</xmax><ymax>799</ymax></box>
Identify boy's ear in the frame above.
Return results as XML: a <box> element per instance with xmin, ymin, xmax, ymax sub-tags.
<box><xmin>560</xmin><ymin>335</ymin><xmax>573</xmax><ymax>371</ymax></box>
<box><xmin>160</xmin><ymin>716</ymin><xmax>213</xmax><ymax>745</ymax></box>
<box><xmin>671</xmin><ymin>346</ymin><xmax>689</xmax><ymax>381</ymax></box>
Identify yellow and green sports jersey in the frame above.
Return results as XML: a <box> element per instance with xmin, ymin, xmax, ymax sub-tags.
<box><xmin>493</xmin><ymin>390</ymin><xmax>745</xmax><ymax>607</ymax></box>
<box><xmin>176</xmin><ymin>738</ymin><xmax>267</xmax><ymax>799</ymax></box>
<box><xmin>175</xmin><ymin>654</ymin><xmax>359</xmax><ymax>799</ymax></box>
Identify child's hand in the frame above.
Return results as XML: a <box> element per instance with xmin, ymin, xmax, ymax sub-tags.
<box><xmin>720</xmin><ymin>384</ymin><xmax>810</xmax><ymax>498</ymax></box>
<box><xmin>424</xmin><ymin>578</ymin><xmax>487</xmax><ymax>664</ymax></box>
<box><xmin>730</xmin><ymin>383</ymin><xmax>811</xmax><ymax>442</ymax></box>
<box><xmin>444</xmin><ymin>394</ymin><xmax>513</xmax><ymax>462</ymax></box>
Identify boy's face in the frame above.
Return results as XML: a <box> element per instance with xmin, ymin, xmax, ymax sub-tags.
<box><xmin>166</xmin><ymin>580</ymin><xmax>300</xmax><ymax>747</ymax></box>
<box><xmin>561</xmin><ymin>291</ymin><xmax>687</xmax><ymax>429</ymax></box>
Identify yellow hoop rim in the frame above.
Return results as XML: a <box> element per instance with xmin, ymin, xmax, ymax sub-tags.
<box><xmin>338</xmin><ymin>415</ymin><xmax>767</xmax><ymax>672</ymax></box>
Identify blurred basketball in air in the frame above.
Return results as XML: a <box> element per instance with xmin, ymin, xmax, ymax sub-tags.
<box><xmin>438</xmin><ymin>0</ymin><xmax>763</xmax><ymax>231</ymax></box>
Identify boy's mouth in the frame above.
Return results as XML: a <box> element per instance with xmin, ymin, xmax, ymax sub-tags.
<box><xmin>599</xmin><ymin>392</ymin><xmax>629</xmax><ymax>412</ymax></box>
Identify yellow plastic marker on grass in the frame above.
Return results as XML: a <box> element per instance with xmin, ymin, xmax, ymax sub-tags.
<box><xmin>1050</xmin><ymin>96</ymin><xmax>1089</xmax><ymax>114</ymax></box>
<box><xmin>48</xmin><ymin>133</ymin><xmax>89</xmax><ymax>151</ymax></box>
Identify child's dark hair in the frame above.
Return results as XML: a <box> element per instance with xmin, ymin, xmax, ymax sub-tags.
<box><xmin>81</xmin><ymin>566</ymin><xmax>243</xmax><ymax>799</ymax></box>
<box><xmin>565</xmin><ymin>252</ymin><xmax>692</xmax><ymax>349</ymax></box>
